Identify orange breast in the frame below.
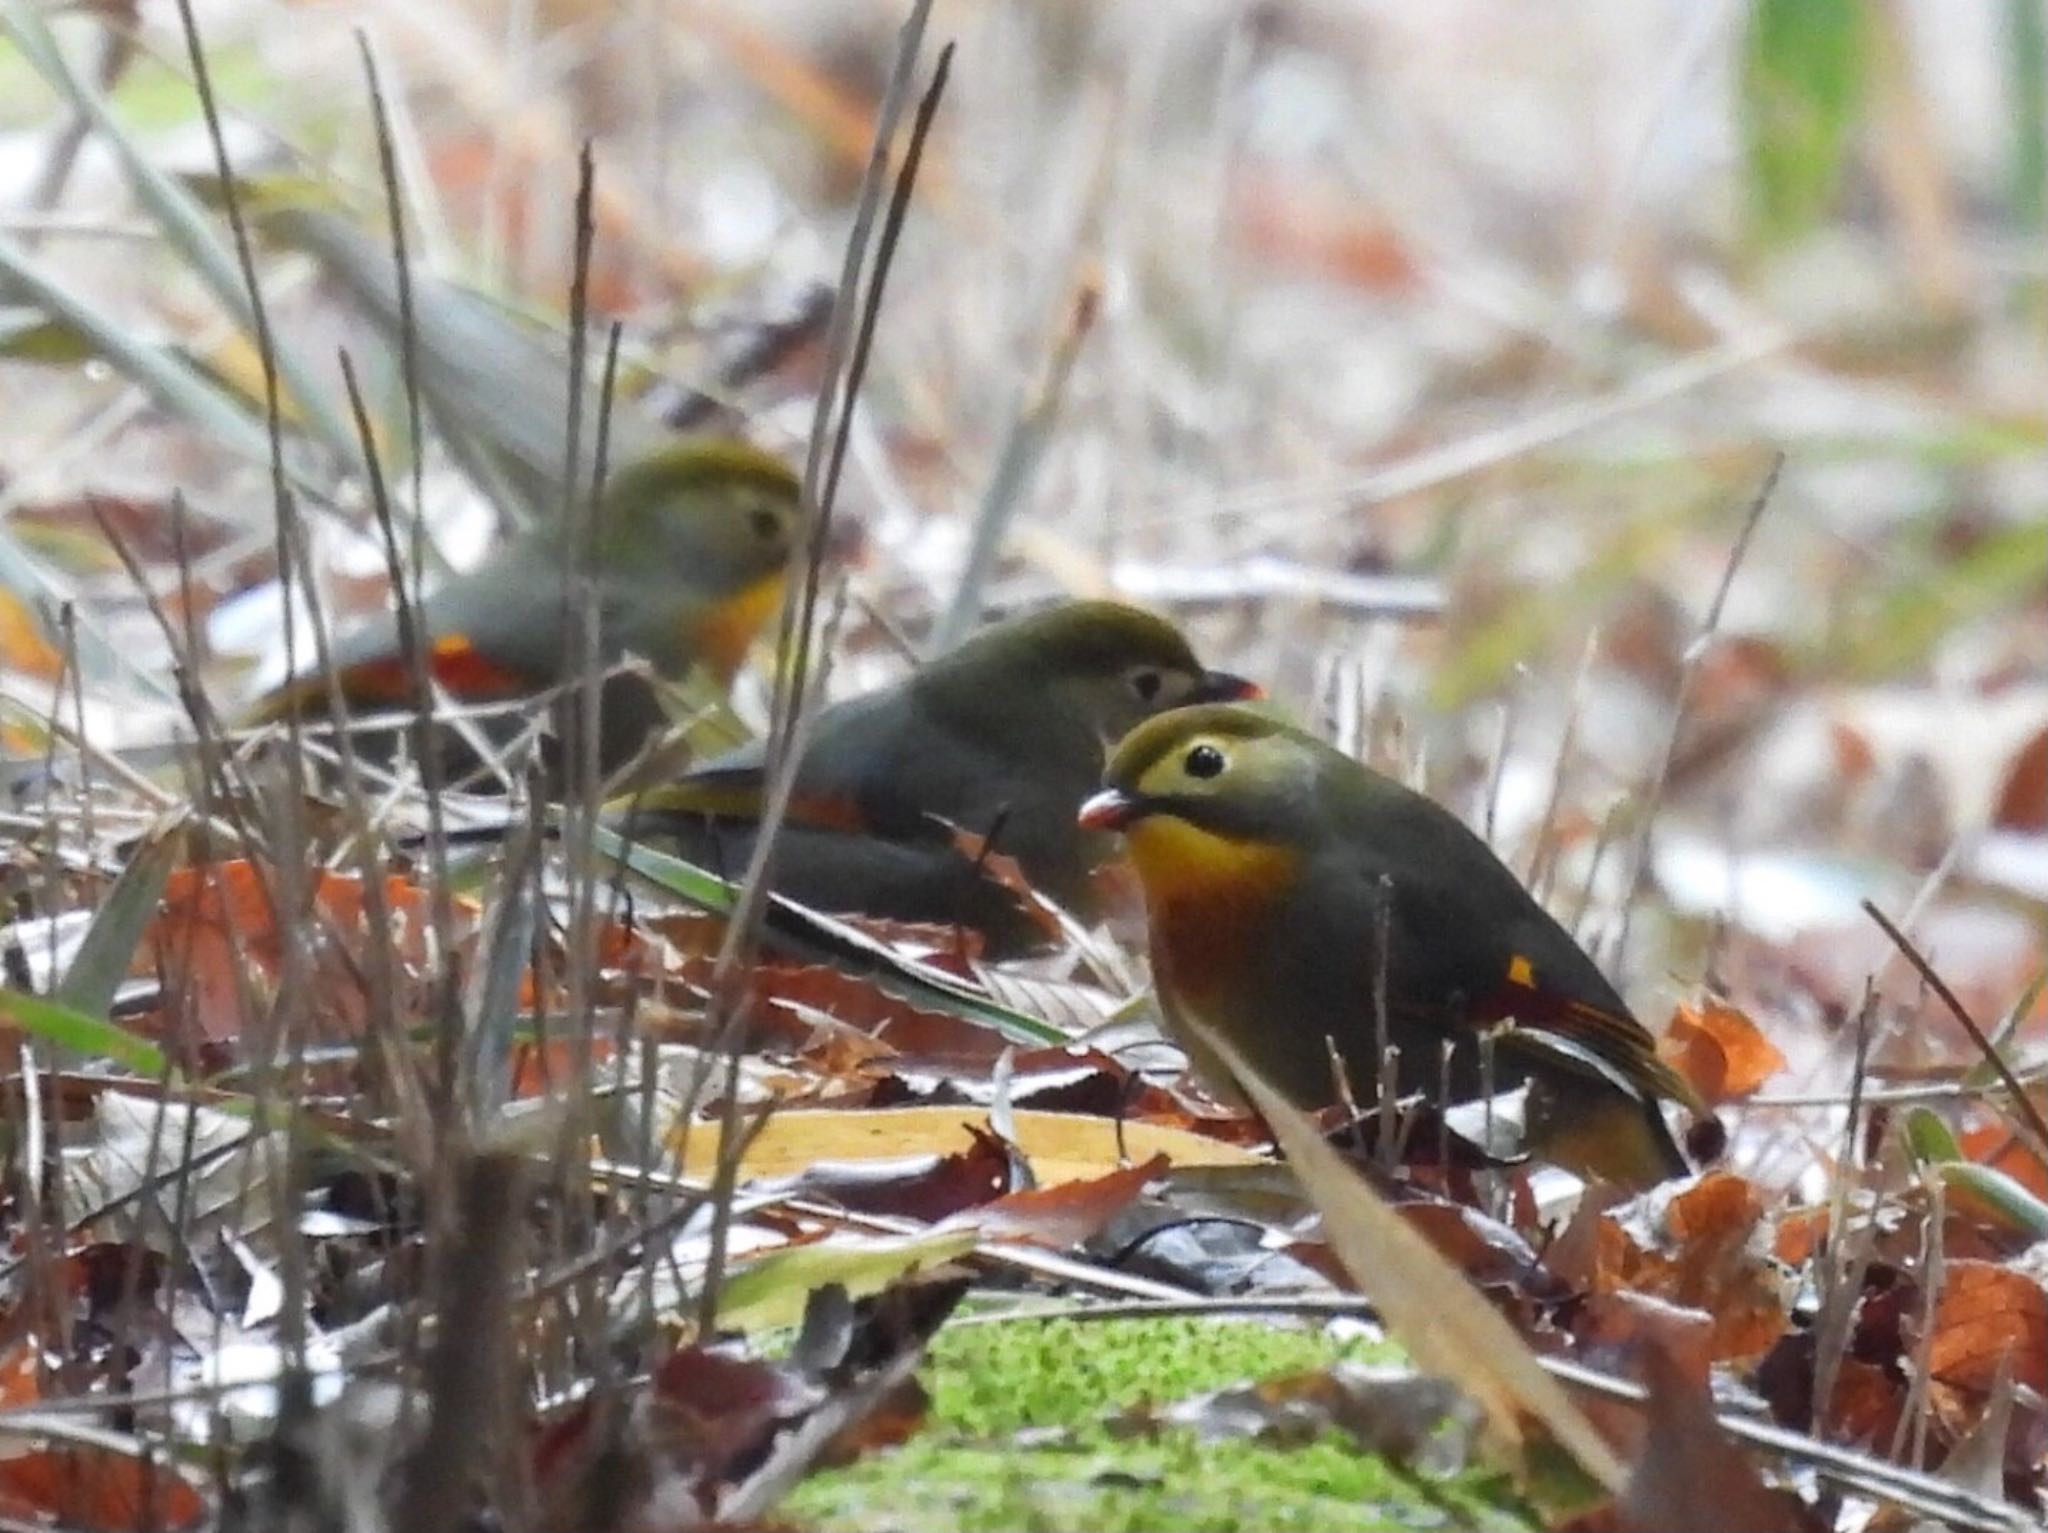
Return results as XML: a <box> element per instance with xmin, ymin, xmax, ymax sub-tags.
<box><xmin>689</xmin><ymin>574</ymin><xmax>789</xmax><ymax>682</ymax></box>
<box><xmin>1125</xmin><ymin>817</ymin><xmax>1298</xmax><ymax>1016</ymax></box>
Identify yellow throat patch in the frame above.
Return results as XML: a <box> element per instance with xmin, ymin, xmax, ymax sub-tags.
<box><xmin>1124</xmin><ymin>815</ymin><xmax>1299</xmax><ymax>901</ymax></box>
<box><xmin>1125</xmin><ymin>815</ymin><xmax>1298</xmax><ymax>1009</ymax></box>
<box><xmin>691</xmin><ymin>572</ymin><xmax>789</xmax><ymax>681</ymax></box>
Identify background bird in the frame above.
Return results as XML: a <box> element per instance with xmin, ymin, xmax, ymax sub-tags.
<box><xmin>250</xmin><ymin>439</ymin><xmax>801</xmax><ymax>775</ymax></box>
<box><xmin>1080</xmin><ymin>702</ymin><xmax>1706</xmax><ymax>1187</ymax></box>
<box><xmin>616</xmin><ymin>600</ymin><xmax>1260</xmax><ymax>956</ymax></box>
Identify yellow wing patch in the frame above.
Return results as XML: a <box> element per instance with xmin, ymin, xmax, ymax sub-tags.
<box><xmin>1507</xmin><ymin>954</ymin><xmax>1536</xmax><ymax>988</ymax></box>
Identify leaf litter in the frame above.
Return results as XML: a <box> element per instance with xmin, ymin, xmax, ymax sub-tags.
<box><xmin>0</xmin><ymin>2</ymin><xmax>2046</xmax><ymax>1530</ymax></box>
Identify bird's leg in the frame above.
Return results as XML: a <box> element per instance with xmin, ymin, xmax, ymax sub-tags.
<box><xmin>956</xmin><ymin>804</ymin><xmax>1015</xmax><ymax>965</ymax></box>
<box><xmin>965</xmin><ymin>804</ymin><xmax>1014</xmax><ymax>882</ymax></box>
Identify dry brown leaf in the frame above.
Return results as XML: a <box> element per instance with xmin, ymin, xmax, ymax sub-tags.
<box><xmin>1927</xmin><ymin>1260</ymin><xmax>2048</xmax><ymax>1397</ymax></box>
<box><xmin>1589</xmin><ymin>1173</ymin><xmax>1788</xmax><ymax>1362</ymax></box>
<box><xmin>962</xmin><ymin>1154</ymin><xmax>1167</xmax><ymax>1249</ymax></box>
<box><xmin>1612</xmin><ymin>1335</ymin><xmax>1817</xmax><ymax>1533</ymax></box>
<box><xmin>793</xmin><ymin>1124</ymin><xmax>1017</xmax><ymax>1224</ymax></box>
<box><xmin>970</xmin><ymin>968</ymin><xmax>1123</xmax><ymax>1034</ymax></box>
<box><xmin>144</xmin><ymin>859</ymin><xmax>459</xmax><ymax>1048</ymax></box>
<box><xmin>1994</xmin><ymin>724</ymin><xmax>2047</xmax><ymax>831</ymax></box>
<box><xmin>1659</xmin><ymin>1001</ymin><xmax>1790</xmax><ymax>1105</ymax></box>
<box><xmin>1772</xmin><ymin>1205</ymin><xmax>1830</xmax><ymax>1267</ymax></box>
<box><xmin>0</xmin><ymin>1447</ymin><xmax>209</xmax><ymax>1531</ymax></box>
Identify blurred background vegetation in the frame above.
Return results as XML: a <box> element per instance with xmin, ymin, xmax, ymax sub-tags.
<box><xmin>1</xmin><ymin>0</ymin><xmax>2044</xmax><ymax>1096</ymax></box>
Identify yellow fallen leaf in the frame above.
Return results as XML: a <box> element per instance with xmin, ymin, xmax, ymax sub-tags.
<box><xmin>201</xmin><ymin>330</ymin><xmax>310</xmax><ymax>430</ymax></box>
<box><xmin>673</xmin><ymin>1105</ymin><xmax>1264</xmax><ymax>1189</ymax></box>
<box><xmin>0</xmin><ymin>587</ymin><xmax>61</xmax><ymax>681</ymax></box>
<box><xmin>715</xmin><ymin>1227</ymin><xmax>978</xmax><ymax>1332</ymax></box>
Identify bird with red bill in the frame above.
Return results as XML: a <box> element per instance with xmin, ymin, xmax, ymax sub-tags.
<box><xmin>615</xmin><ymin>600</ymin><xmax>1259</xmax><ymax>957</ymax></box>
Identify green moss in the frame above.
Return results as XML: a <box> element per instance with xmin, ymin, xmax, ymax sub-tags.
<box><xmin>786</xmin><ymin>1317</ymin><xmax>1532</xmax><ymax>1532</ymax></box>
<box><xmin>926</xmin><ymin>1315</ymin><xmax>1395</xmax><ymax>1437</ymax></box>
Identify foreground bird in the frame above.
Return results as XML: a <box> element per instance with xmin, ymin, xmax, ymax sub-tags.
<box><xmin>616</xmin><ymin>601</ymin><xmax>1261</xmax><ymax>956</ymax></box>
<box><xmin>251</xmin><ymin>439</ymin><xmax>801</xmax><ymax>772</ymax></box>
<box><xmin>1079</xmin><ymin>704</ymin><xmax>1703</xmax><ymax>1187</ymax></box>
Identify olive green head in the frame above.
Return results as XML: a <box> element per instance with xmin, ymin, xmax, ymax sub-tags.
<box><xmin>593</xmin><ymin>438</ymin><xmax>802</xmax><ymax>592</ymax></box>
<box><xmin>1081</xmin><ymin>703</ymin><xmax>1329</xmax><ymax>841</ymax></box>
<box><xmin>925</xmin><ymin>600</ymin><xmax>1261</xmax><ymax>747</ymax></box>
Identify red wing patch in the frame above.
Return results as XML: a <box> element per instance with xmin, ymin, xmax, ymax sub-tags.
<box><xmin>1483</xmin><ymin>958</ymin><xmax>1704</xmax><ymax>1112</ymax></box>
<box><xmin>337</xmin><ymin>633</ymin><xmax>536</xmax><ymax>706</ymax></box>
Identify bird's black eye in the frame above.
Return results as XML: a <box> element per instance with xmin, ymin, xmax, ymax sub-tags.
<box><xmin>1184</xmin><ymin>743</ymin><xmax>1226</xmax><ymax>779</ymax></box>
<box><xmin>749</xmin><ymin>506</ymin><xmax>783</xmax><ymax>541</ymax></box>
<box><xmin>1130</xmin><ymin>669</ymin><xmax>1162</xmax><ymax>702</ymax></box>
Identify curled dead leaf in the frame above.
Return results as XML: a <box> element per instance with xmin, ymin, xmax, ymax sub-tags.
<box><xmin>960</xmin><ymin>1154</ymin><xmax>1167</xmax><ymax>1249</ymax></box>
<box><xmin>793</xmin><ymin>1123</ymin><xmax>1018</xmax><ymax>1223</ymax></box>
<box><xmin>1590</xmin><ymin>1173</ymin><xmax>1789</xmax><ymax>1362</ymax></box>
<box><xmin>1660</xmin><ymin>1002</ymin><xmax>1789</xmax><ymax>1105</ymax></box>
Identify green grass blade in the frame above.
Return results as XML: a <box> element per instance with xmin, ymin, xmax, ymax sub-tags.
<box><xmin>592</xmin><ymin>826</ymin><xmax>1067</xmax><ymax>1046</ymax></box>
<box><xmin>1742</xmin><ymin>0</ymin><xmax>1870</xmax><ymax>245</ymax></box>
<box><xmin>0</xmin><ymin>988</ymin><xmax>168</xmax><ymax>1077</ymax></box>
<box><xmin>54</xmin><ymin>832</ymin><xmax>179</xmax><ymax>1020</ymax></box>
<box><xmin>0</xmin><ymin>0</ymin><xmax>357</xmax><ymax>459</ymax></box>
<box><xmin>0</xmin><ymin>233</ymin><xmax>273</xmax><ymax>465</ymax></box>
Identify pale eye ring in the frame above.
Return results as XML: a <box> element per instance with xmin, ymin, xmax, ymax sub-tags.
<box><xmin>749</xmin><ymin>506</ymin><xmax>782</xmax><ymax>540</ymax></box>
<box><xmin>1184</xmin><ymin>743</ymin><xmax>1226</xmax><ymax>779</ymax></box>
<box><xmin>1130</xmin><ymin>669</ymin><xmax>1162</xmax><ymax>703</ymax></box>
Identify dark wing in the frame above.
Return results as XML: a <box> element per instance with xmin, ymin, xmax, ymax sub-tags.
<box><xmin>1332</xmin><ymin>782</ymin><xmax>1700</xmax><ymax>1114</ymax></box>
<box><xmin>616</xmin><ymin>688</ymin><xmax>920</xmax><ymax>840</ymax></box>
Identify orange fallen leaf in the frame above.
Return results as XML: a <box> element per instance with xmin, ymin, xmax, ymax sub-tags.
<box><xmin>1660</xmin><ymin>1002</ymin><xmax>1788</xmax><ymax>1106</ymax></box>
<box><xmin>0</xmin><ymin>587</ymin><xmax>62</xmax><ymax>681</ymax></box>
<box><xmin>0</xmin><ymin>1447</ymin><xmax>207</xmax><ymax>1531</ymax></box>
<box><xmin>1772</xmin><ymin>1205</ymin><xmax>1829</xmax><ymax>1267</ymax></box>
<box><xmin>1927</xmin><ymin>1260</ymin><xmax>2048</xmax><ymax>1396</ymax></box>
<box><xmin>1591</xmin><ymin>1173</ymin><xmax>1788</xmax><ymax>1362</ymax></box>
<box><xmin>146</xmin><ymin>859</ymin><xmax>466</xmax><ymax>1046</ymax></box>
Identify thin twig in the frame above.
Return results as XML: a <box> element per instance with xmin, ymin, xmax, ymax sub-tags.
<box><xmin>693</xmin><ymin>6</ymin><xmax>942</xmax><ymax>1334</ymax></box>
<box><xmin>934</xmin><ymin>279</ymin><xmax>1099</xmax><ymax>651</ymax></box>
<box><xmin>357</xmin><ymin>32</ymin><xmax>463</xmax><ymax>1093</ymax></box>
<box><xmin>1610</xmin><ymin>452</ymin><xmax>1783</xmax><ymax>969</ymax></box>
<box><xmin>1864</xmin><ymin>898</ymin><xmax>2048</xmax><ymax>1155</ymax></box>
<box><xmin>1811</xmin><ymin>983</ymin><xmax>1877</xmax><ymax>1442</ymax></box>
